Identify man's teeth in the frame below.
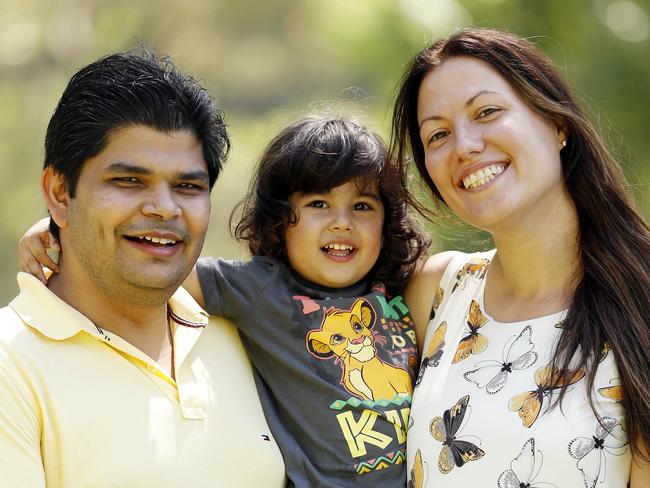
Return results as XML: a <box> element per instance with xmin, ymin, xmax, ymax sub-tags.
<box><xmin>140</xmin><ymin>236</ymin><xmax>177</xmax><ymax>245</ymax></box>
<box><xmin>462</xmin><ymin>164</ymin><xmax>507</xmax><ymax>189</ymax></box>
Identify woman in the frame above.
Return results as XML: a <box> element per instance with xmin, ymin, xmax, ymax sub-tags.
<box><xmin>392</xmin><ymin>28</ymin><xmax>650</xmax><ymax>487</ymax></box>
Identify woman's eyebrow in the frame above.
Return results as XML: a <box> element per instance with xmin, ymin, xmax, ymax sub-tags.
<box><xmin>418</xmin><ymin>90</ymin><xmax>501</xmax><ymax>128</ymax></box>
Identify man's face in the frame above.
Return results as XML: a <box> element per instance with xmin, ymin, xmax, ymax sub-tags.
<box><xmin>62</xmin><ymin>125</ymin><xmax>210</xmax><ymax>302</ymax></box>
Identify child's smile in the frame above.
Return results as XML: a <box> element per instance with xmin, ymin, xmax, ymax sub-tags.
<box><xmin>285</xmin><ymin>178</ymin><xmax>384</xmax><ymax>289</ymax></box>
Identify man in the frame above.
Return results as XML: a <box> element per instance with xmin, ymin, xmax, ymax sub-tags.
<box><xmin>0</xmin><ymin>52</ymin><xmax>285</xmax><ymax>486</ymax></box>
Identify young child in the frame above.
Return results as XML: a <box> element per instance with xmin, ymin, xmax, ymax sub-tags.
<box><xmin>20</xmin><ymin>115</ymin><xmax>429</xmax><ymax>487</ymax></box>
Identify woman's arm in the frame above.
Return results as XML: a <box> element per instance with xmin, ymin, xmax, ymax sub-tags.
<box><xmin>630</xmin><ymin>440</ymin><xmax>650</xmax><ymax>487</ymax></box>
<box><xmin>404</xmin><ymin>251</ymin><xmax>459</xmax><ymax>352</ymax></box>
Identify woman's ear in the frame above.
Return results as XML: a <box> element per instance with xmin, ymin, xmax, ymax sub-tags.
<box><xmin>41</xmin><ymin>166</ymin><xmax>70</xmax><ymax>230</ymax></box>
<box><xmin>556</xmin><ymin>121</ymin><xmax>569</xmax><ymax>149</ymax></box>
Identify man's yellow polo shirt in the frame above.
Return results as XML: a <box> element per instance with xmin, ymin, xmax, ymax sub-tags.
<box><xmin>0</xmin><ymin>273</ymin><xmax>285</xmax><ymax>487</ymax></box>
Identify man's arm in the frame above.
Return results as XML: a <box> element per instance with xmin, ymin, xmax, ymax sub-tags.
<box><xmin>0</xmin><ymin>354</ymin><xmax>46</xmax><ymax>487</ymax></box>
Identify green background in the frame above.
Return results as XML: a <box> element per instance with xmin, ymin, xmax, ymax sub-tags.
<box><xmin>1</xmin><ymin>0</ymin><xmax>648</xmax><ymax>303</ymax></box>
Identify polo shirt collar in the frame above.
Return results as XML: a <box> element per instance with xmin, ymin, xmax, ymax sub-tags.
<box><xmin>9</xmin><ymin>272</ymin><xmax>209</xmax><ymax>341</ymax></box>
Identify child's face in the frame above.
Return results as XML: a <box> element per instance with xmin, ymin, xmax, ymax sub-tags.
<box><xmin>284</xmin><ymin>178</ymin><xmax>384</xmax><ymax>288</ymax></box>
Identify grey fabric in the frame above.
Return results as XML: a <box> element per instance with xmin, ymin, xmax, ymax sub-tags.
<box><xmin>197</xmin><ymin>256</ymin><xmax>417</xmax><ymax>487</ymax></box>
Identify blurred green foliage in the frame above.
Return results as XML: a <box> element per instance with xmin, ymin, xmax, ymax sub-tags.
<box><xmin>1</xmin><ymin>0</ymin><xmax>648</xmax><ymax>303</ymax></box>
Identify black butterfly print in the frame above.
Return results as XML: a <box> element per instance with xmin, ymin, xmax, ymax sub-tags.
<box><xmin>429</xmin><ymin>395</ymin><xmax>485</xmax><ymax>474</ymax></box>
<box><xmin>415</xmin><ymin>321</ymin><xmax>447</xmax><ymax>387</ymax></box>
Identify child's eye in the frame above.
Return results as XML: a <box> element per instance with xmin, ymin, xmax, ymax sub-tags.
<box><xmin>353</xmin><ymin>202</ymin><xmax>372</xmax><ymax>211</ymax></box>
<box><xmin>307</xmin><ymin>200</ymin><xmax>327</xmax><ymax>209</ymax></box>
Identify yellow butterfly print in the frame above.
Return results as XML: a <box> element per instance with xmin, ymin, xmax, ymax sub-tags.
<box><xmin>453</xmin><ymin>300</ymin><xmax>489</xmax><ymax>363</ymax></box>
<box><xmin>408</xmin><ymin>449</ymin><xmax>425</xmax><ymax>488</ymax></box>
<box><xmin>429</xmin><ymin>395</ymin><xmax>485</xmax><ymax>473</ymax></box>
<box><xmin>452</xmin><ymin>258</ymin><xmax>490</xmax><ymax>293</ymax></box>
<box><xmin>508</xmin><ymin>364</ymin><xmax>585</xmax><ymax>428</ymax></box>
<box><xmin>429</xmin><ymin>286</ymin><xmax>445</xmax><ymax>320</ymax></box>
<box><xmin>598</xmin><ymin>382</ymin><xmax>623</xmax><ymax>403</ymax></box>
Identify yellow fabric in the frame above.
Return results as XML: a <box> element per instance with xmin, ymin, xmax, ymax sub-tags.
<box><xmin>0</xmin><ymin>272</ymin><xmax>285</xmax><ymax>487</ymax></box>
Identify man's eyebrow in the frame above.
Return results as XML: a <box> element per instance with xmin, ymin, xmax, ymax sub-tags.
<box><xmin>105</xmin><ymin>162</ymin><xmax>150</xmax><ymax>175</ymax></box>
<box><xmin>418</xmin><ymin>90</ymin><xmax>501</xmax><ymax>128</ymax></box>
<box><xmin>104</xmin><ymin>162</ymin><xmax>209</xmax><ymax>182</ymax></box>
<box><xmin>177</xmin><ymin>170</ymin><xmax>209</xmax><ymax>182</ymax></box>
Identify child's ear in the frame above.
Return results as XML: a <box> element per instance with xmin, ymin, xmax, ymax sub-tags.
<box><xmin>41</xmin><ymin>167</ymin><xmax>70</xmax><ymax>230</ymax></box>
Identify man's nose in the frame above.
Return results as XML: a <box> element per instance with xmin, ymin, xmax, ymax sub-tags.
<box><xmin>141</xmin><ymin>185</ymin><xmax>181</xmax><ymax>220</ymax></box>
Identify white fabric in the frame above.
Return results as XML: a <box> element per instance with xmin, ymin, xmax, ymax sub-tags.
<box><xmin>407</xmin><ymin>251</ymin><xmax>630</xmax><ymax>488</ymax></box>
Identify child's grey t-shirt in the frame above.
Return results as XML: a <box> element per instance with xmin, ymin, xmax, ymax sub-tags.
<box><xmin>197</xmin><ymin>256</ymin><xmax>418</xmax><ymax>488</ymax></box>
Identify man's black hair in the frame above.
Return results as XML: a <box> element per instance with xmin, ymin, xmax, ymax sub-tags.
<box><xmin>44</xmin><ymin>50</ymin><xmax>229</xmax><ymax>238</ymax></box>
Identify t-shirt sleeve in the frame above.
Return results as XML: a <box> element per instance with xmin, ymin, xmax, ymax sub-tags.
<box><xmin>0</xmin><ymin>348</ymin><xmax>46</xmax><ymax>487</ymax></box>
<box><xmin>195</xmin><ymin>257</ymin><xmax>278</xmax><ymax>324</ymax></box>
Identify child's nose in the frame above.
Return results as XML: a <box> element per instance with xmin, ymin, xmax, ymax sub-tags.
<box><xmin>329</xmin><ymin>210</ymin><xmax>353</xmax><ymax>231</ymax></box>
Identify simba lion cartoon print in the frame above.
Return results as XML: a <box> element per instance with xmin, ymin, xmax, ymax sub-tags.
<box><xmin>306</xmin><ymin>298</ymin><xmax>412</xmax><ymax>401</ymax></box>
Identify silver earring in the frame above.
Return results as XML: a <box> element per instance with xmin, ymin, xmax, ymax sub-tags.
<box><xmin>562</xmin><ymin>140</ymin><xmax>567</xmax><ymax>147</ymax></box>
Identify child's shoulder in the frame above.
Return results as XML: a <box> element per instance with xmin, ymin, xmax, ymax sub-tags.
<box><xmin>196</xmin><ymin>255</ymin><xmax>286</xmax><ymax>285</ymax></box>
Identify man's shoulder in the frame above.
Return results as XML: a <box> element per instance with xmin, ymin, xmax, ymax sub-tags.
<box><xmin>0</xmin><ymin>304</ymin><xmax>32</xmax><ymax>345</ymax></box>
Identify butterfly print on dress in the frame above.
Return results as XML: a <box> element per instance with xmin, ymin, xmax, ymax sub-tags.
<box><xmin>498</xmin><ymin>438</ymin><xmax>557</xmax><ymax>488</ymax></box>
<box><xmin>508</xmin><ymin>364</ymin><xmax>585</xmax><ymax>428</ymax></box>
<box><xmin>464</xmin><ymin>325</ymin><xmax>538</xmax><ymax>394</ymax></box>
<box><xmin>451</xmin><ymin>258</ymin><xmax>490</xmax><ymax>293</ymax></box>
<box><xmin>415</xmin><ymin>321</ymin><xmax>447</xmax><ymax>387</ymax></box>
<box><xmin>429</xmin><ymin>395</ymin><xmax>485</xmax><ymax>474</ymax></box>
<box><xmin>598</xmin><ymin>380</ymin><xmax>623</xmax><ymax>403</ymax></box>
<box><xmin>429</xmin><ymin>286</ymin><xmax>444</xmax><ymax>321</ymax></box>
<box><xmin>568</xmin><ymin>417</ymin><xmax>628</xmax><ymax>488</ymax></box>
<box><xmin>452</xmin><ymin>300</ymin><xmax>489</xmax><ymax>363</ymax></box>
<box><xmin>408</xmin><ymin>449</ymin><xmax>426</xmax><ymax>488</ymax></box>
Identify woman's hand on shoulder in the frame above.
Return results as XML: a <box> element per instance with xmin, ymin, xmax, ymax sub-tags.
<box><xmin>405</xmin><ymin>251</ymin><xmax>460</xmax><ymax>352</ymax></box>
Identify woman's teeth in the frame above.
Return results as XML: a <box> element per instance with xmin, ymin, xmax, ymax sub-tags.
<box><xmin>462</xmin><ymin>164</ymin><xmax>506</xmax><ymax>189</ymax></box>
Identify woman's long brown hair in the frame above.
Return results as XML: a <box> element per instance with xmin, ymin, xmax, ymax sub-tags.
<box><xmin>391</xmin><ymin>27</ymin><xmax>650</xmax><ymax>461</ymax></box>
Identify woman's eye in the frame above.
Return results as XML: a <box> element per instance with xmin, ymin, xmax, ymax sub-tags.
<box><xmin>477</xmin><ymin>107</ymin><xmax>500</xmax><ymax>118</ymax></box>
<box><xmin>428</xmin><ymin>130</ymin><xmax>448</xmax><ymax>145</ymax></box>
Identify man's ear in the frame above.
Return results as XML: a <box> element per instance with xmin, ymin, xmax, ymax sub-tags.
<box><xmin>42</xmin><ymin>166</ymin><xmax>70</xmax><ymax>230</ymax></box>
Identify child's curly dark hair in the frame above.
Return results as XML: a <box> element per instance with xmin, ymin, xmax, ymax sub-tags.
<box><xmin>231</xmin><ymin>115</ymin><xmax>429</xmax><ymax>295</ymax></box>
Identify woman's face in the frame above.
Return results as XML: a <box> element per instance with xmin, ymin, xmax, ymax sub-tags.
<box><xmin>417</xmin><ymin>56</ymin><xmax>570</xmax><ymax>234</ymax></box>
